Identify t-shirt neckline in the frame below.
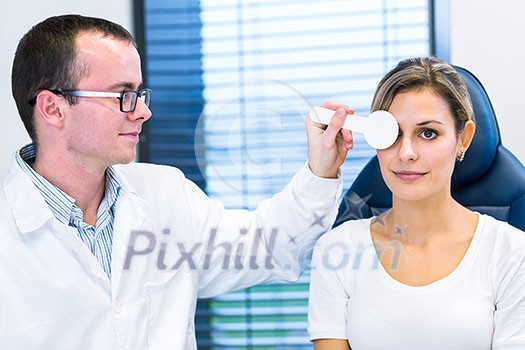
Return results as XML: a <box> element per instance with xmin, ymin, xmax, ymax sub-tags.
<box><xmin>365</xmin><ymin>212</ymin><xmax>485</xmax><ymax>292</ymax></box>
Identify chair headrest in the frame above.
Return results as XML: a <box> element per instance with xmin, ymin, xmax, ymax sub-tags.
<box><xmin>453</xmin><ymin>66</ymin><xmax>500</xmax><ymax>186</ymax></box>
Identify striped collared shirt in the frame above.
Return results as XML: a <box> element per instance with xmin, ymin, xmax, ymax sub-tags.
<box><xmin>16</xmin><ymin>144</ymin><xmax>121</xmax><ymax>278</ymax></box>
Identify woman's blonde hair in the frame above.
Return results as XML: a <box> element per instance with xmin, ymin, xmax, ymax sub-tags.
<box><xmin>371</xmin><ymin>57</ymin><xmax>474</xmax><ymax>134</ymax></box>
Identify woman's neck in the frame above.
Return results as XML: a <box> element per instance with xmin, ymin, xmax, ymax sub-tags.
<box><xmin>379</xmin><ymin>194</ymin><xmax>473</xmax><ymax>246</ymax></box>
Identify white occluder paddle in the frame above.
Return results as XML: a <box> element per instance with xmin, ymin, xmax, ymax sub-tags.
<box><xmin>309</xmin><ymin>106</ymin><xmax>399</xmax><ymax>150</ymax></box>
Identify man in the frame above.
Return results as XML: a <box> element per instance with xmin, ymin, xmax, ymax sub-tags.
<box><xmin>0</xmin><ymin>15</ymin><xmax>353</xmax><ymax>349</ymax></box>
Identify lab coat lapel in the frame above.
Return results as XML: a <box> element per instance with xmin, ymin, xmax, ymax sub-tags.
<box><xmin>110</xmin><ymin>182</ymin><xmax>148</xmax><ymax>299</ymax></box>
<box><xmin>3</xmin><ymin>154</ymin><xmax>54</xmax><ymax>233</ymax></box>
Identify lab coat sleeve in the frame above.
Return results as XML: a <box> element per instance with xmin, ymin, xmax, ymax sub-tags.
<box><xmin>182</xmin><ymin>163</ymin><xmax>342</xmax><ymax>298</ymax></box>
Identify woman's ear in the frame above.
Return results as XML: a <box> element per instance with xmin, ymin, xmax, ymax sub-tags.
<box><xmin>459</xmin><ymin>120</ymin><xmax>476</xmax><ymax>153</ymax></box>
<box><xmin>34</xmin><ymin>90</ymin><xmax>67</xmax><ymax>128</ymax></box>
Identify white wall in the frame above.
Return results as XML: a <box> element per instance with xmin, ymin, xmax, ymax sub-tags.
<box><xmin>450</xmin><ymin>0</ymin><xmax>525</xmax><ymax>164</ymax></box>
<box><xmin>0</xmin><ymin>0</ymin><xmax>133</xmax><ymax>175</ymax></box>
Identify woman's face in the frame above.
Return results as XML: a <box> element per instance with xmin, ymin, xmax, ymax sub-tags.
<box><xmin>377</xmin><ymin>88</ymin><xmax>462</xmax><ymax>203</ymax></box>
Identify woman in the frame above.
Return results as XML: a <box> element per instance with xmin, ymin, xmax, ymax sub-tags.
<box><xmin>307</xmin><ymin>57</ymin><xmax>525</xmax><ymax>349</ymax></box>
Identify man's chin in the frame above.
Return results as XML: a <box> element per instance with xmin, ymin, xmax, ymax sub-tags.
<box><xmin>112</xmin><ymin>152</ymin><xmax>137</xmax><ymax>166</ymax></box>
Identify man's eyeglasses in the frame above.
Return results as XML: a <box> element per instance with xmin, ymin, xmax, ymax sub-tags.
<box><xmin>29</xmin><ymin>88</ymin><xmax>152</xmax><ymax>113</ymax></box>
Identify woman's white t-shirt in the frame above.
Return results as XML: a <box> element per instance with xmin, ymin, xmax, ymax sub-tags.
<box><xmin>308</xmin><ymin>214</ymin><xmax>525</xmax><ymax>349</ymax></box>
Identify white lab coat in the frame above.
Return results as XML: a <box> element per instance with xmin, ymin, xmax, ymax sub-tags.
<box><xmin>0</xmin><ymin>153</ymin><xmax>342</xmax><ymax>349</ymax></box>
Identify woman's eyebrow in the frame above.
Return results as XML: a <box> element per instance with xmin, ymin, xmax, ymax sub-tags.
<box><xmin>416</xmin><ymin>120</ymin><xmax>444</xmax><ymax>126</ymax></box>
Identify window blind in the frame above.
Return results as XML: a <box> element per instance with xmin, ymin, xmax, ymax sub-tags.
<box><xmin>142</xmin><ymin>0</ymin><xmax>430</xmax><ymax>348</ymax></box>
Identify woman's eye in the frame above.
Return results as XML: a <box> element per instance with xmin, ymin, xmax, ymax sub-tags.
<box><xmin>420</xmin><ymin>129</ymin><xmax>438</xmax><ymax>140</ymax></box>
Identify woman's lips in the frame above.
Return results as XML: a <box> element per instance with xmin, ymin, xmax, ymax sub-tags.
<box><xmin>393</xmin><ymin>171</ymin><xmax>427</xmax><ymax>182</ymax></box>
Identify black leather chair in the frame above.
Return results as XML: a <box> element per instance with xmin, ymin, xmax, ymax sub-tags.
<box><xmin>334</xmin><ymin>66</ymin><xmax>525</xmax><ymax>231</ymax></box>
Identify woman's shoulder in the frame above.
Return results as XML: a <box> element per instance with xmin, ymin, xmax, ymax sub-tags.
<box><xmin>478</xmin><ymin>213</ymin><xmax>525</xmax><ymax>256</ymax></box>
<box><xmin>480</xmin><ymin>213</ymin><xmax>524</xmax><ymax>238</ymax></box>
<box><xmin>318</xmin><ymin>217</ymin><xmax>374</xmax><ymax>246</ymax></box>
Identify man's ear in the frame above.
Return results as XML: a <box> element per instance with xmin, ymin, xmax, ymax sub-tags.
<box><xmin>34</xmin><ymin>90</ymin><xmax>67</xmax><ymax>128</ymax></box>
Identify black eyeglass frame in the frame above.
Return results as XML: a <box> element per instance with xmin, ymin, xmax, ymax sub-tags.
<box><xmin>28</xmin><ymin>88</ymin><xmax>152</xmax><ymax>113</ymax></box>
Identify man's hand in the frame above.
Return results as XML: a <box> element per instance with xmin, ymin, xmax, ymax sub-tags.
<box><xmin>306</xmin><ymin>101</ymin><xmax>354</xmax><ymax>178</ymax></box>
